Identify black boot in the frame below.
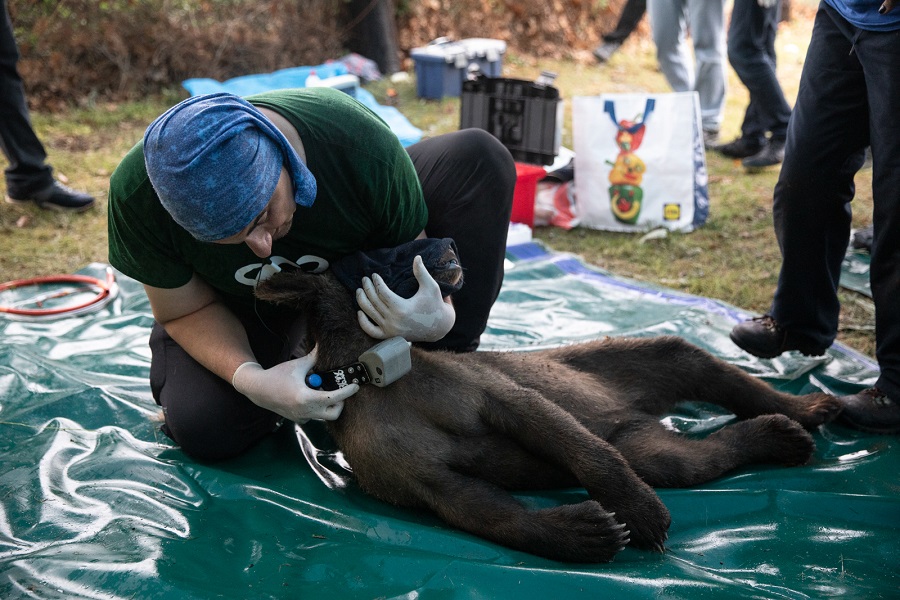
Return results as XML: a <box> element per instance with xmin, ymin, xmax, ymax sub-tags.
<box><xmin>730</xmin><ymin>315</ymin><xmax>828</xmax><ymax>359</ymax></box>
<box><xmin>6</xmin><ymin>181</ymin><xmax>95</xmax><ymax>212</ymax></box>
<box><xmin>838</xmin><ymin>388</ymin><xmax>900</xmax><ymax>434</ymax></box>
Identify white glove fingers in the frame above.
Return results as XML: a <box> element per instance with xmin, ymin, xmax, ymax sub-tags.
<box><xmin>371</xmin><ymin>273</ymin><xmax>404</xmax><ymax>310</ymax></box>
<box><xmin>357</xmin><ymin>309</ymin><xmax>388</xmax><ymax>339</ymax></box>
<box><xmin>361</xmin><ymin>277</ymin><xmax>392</xmax><ymax>316</ymax></box>
<box><xmin>305</xmin><ymin>383</ymin><xmax>357</xmax><ymax>420</ymax></box>
<box><xmin>295</xmin><ymin>345</ymin><xmax>318</xmax><ymax>369</ymax></box>
<box><xmin>357</xmin><ymin>283</ymin><xmax>386</xmax><ymax>322</ymax></box>
<box><xmin>412</xmin><ymin>255</ymin><xmax>441</xmax><ymax>293</ymax></box>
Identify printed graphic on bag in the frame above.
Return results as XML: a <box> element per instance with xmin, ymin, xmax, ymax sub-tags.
<box><xmin>604</xmin><ymin>99</ymin><xmax>654</xmax><ymax>225</ymax></box>
<box><xmin>663</xmin><ymin>203</ymin><xmax>681</xmax><ymax>221</ymax></box>
<box><xmin>573</xmin><ymin>92</ymin><xmax>709</xmax><ymax>233</ymax></box>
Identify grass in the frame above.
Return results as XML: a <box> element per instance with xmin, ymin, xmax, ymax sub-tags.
<box><xmin>0</xmin><ymin>14</ymin><xmax>876</xmax><ymax>357</ymax></box>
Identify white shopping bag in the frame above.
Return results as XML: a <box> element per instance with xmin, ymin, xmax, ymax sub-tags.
<box><xmin>572</xmin><ymin>92</ymin><xmax>709</xmax><ymax>232</ymax></box>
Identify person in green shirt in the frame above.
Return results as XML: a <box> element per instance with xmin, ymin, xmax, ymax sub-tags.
<box><xmin>108</xmin><ymin>88</ymin><xmax>516</xmax><ymax>460</ymax></box>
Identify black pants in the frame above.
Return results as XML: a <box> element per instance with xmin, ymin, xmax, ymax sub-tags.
<box><xmin>726</xmin><ymin>0</ymin><xmax>791</xmax><ymax>144</ymax></box>
<box><xmin>602</xmin><ymin>0</ymin><xmax>647</xmax><ymax>44</ymax></box>
<box><xmin>151</xmin><ymin>128</ymin><xmax>516</xmax><ymax>460</ymax></box>
<box><xmin>0</xmin><ymin>0</ymin><xmax>54</xmax><ymax>196</ymax></box>
<box><xmin>770</xmin><ymin>3</ymin><xmax>900</xmax><ymax>399</ymax></box>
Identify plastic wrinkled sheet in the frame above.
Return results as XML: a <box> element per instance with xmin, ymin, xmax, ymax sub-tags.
<box><xmin>181</xmin><ymin>65</ymin><xmax>423</xmax><ymax>148</ymax></box>
<box><xmin>1</xmin><ymin>243</ymin><xmax>897</xmax><ymax>599</ymax></box>
<box><xmin>840</xmin><ymin>248</ymin><xmax>872</xmax><ymax>298</ymax></box>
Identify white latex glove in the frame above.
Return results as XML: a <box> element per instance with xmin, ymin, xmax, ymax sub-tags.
<box><xmin>757</xmin><ymin>0</ymin><xmax>777</xmax><ymax>8</ymax></box>
<box><xmin>232</xmin><ymin>346</ymin><xmax>358</xmax><ymax>423</ymax></box>
<box><xmin>355</xmin><ymin>255</ymin><xmax>456</xmax><ymax>342</ymax></box>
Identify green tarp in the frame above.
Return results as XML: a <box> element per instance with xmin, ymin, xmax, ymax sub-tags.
<box><xmin>1</xmin><ymin>242</ymin><xmax>897</xmax><ymax>599</ymax></box>
<box><xmin>841</xmin><ymin>249</ymin><xmax>872</xmax><ymax>298</ymax></box>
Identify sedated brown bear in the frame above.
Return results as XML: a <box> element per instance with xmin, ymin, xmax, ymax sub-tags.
<box><xmin>254</xmin><ymin>240</ymin><xmax>841</xmax><ymax>563</ymax></box>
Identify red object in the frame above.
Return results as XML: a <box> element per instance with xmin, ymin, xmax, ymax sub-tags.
<box><xmin>0</xmin><ymin>270</ymin><xmax>115</xmax><ymax>317</ymax></box>
<box><xmin>511</xmin><ymin>162</ymin><xmax>546</xmax><ymax>227</ymax></box>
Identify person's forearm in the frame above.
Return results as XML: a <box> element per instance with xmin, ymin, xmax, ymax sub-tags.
<box><xmin>161</xmin><ymin>301</ymin><xmax>256</xmax><ymax>384</ymax></box>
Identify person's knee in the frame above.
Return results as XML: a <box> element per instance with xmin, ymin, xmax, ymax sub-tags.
<box><xmin>457</xmin><ymin>129</ymin><xmax>515</xmax><ymax>171</ymax></box>
<box><xmin>694</xmin><ymin>44</ymin><xmax>724</xmax><ymax>67</ymax></box>
<box><xmin>727</xmin><ymin>39</ymin><xmax>763</xmax><ymax>74</ymax></box>
<box><xmin>454</xmin><ymin>129</ymin><xmax>516</xmax><ymax>197</ymax></box>
<box><xmin>727</xmin><ymin>40</ymin><xmax>746</xmax><ymax>69</ymax></box>
<box><xmin>159</xmin><ymin>389</ymin><xmax>280</xmax><ymax>462</ymax></box>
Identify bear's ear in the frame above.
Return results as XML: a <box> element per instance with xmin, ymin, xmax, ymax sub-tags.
<box><xmin>254</xmin><ymin>270</ymin><xmax>324</xmax><ymax>310</ymax></box>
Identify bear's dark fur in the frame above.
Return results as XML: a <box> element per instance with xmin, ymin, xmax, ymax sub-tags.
<box><xmin>255</xmin><ymin>251</ymin><xmax>840</xmax><ymax>563</ymax></box>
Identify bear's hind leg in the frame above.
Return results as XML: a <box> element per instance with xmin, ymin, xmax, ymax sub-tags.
<box><xmin>545</xmin><ymin>336</ymin><xmax>841</xmax><ymax>428</ymax></box>
<box><xmin>614</xmin><ymin>415</ymin><xmax>815</xmax><ymax>488</ymax></box>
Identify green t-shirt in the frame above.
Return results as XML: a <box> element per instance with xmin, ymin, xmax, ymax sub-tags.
<box><xmin>108</xmin><ymin>87</ymin><xmax>427</xmax><ymax>313</ymax></box>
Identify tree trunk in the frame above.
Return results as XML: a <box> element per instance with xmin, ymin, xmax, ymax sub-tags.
<box><xmin>340</xmin><ymin>0</ymin><xmax>400</xmax><ymax>75</ymax></box>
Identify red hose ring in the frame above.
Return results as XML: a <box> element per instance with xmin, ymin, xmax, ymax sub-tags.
<box><xmin>0</xmin><ymin>270</ymin><xmax>116</xmax><ymax>317</ymax></box>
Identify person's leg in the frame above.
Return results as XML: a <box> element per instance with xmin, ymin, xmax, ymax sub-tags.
<box><xmin>149</xmin><ymin>309</ymin><xmax>301</xmax><ymax>461</ymax></box>
<box><xmin>760</xmin><ymin>1</ymin><xmax>790</xmax><ymax>142</ymax></box>
<box><xmin>406</xmin><ymin>128</ymin><xmax>516</xmax><ymax>352</ymax></box>
<box><xmin>687</xmin><ymin>0</ymin><xmax>726</xmax><ymax>134</ymax></box>
<box><xmin>726</xmin><ymin>0</ymin><xmax>770</xmax><ymax>146</ymax></box>
<box><xmin>727</xmin><ymin>0</ymin><xmax>792</xmax><ymax>168</ymax></box>
<box><xmin>603</xmin><ymin>0</ymin><xmax>648</xmax><ymax>44</ymax></box>
<box><xmin>769</xmin><ymin>5</ymin><xmax>868</xmax><ymax>349</ymax></box>
<box><xmin>857</xmin><ymin>25</ymin><xmax>900</xmax><ymax>402</ymax></box>
<box><xmin>727</xmin><ymin>0</ymin><xmax>791</xmax><ymax>143</ymax></box>
<box><xmin>0</xmin><ymin>0</ymin><xmax>53</xmax><ymax>196</ymax></box>
<box><xmin>647</xmin><ymin>0</ymin><xmax>694</xmax><ymax>93</ymax></box>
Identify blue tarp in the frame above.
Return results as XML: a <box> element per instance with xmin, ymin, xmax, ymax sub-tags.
<box><xmin>182</xmin><ymin>62</ymin><xmax>423</xmax><ymax>147</ymax></box>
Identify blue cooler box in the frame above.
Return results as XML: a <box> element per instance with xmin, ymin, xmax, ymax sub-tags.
<box><xmin>411</xmin><ymin>37</ymin><xmax>506</xmax><ymax>99</ymax></box>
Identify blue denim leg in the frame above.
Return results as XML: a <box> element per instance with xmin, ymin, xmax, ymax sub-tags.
<box><xmin>687</xmin><ymin>0</ymin><xmax>726</xmax><ymax>132</ymax></box>
<box><xmin>648</xmin><ymin>0</ymin><xmax>726</xmax><ymax>132</ymax></box>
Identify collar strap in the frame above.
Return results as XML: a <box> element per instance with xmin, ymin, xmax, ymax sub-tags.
<box><xmin>306</xmin><ymin>362</ymin><xmax>371</xmax><ymax>391</ymax></box>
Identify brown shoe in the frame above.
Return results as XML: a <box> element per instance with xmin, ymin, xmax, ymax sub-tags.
<box><xmin>730</xmin><ymin>315</ymin><xmax>828</xmax><ymax>359</ymax></box>
<box><xmin>838</xmin><ymin>388</ymin><xmax>900</xmax><ymax>434</ymax></box>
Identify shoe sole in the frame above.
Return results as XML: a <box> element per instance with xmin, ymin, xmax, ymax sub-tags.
<box><xmin>5</xmin><ymin>194</ymin><xmax>96</xmax><ymax>213</ymax></box>
<box><xmin>743</xmin><ymin>163</ymin><xmax>781</xmax><ymax>172</ymax></box>
<box><xmin>715</xmin><ymin>149</ymin><xmax>762</xmax><ymax>159</ymax></box>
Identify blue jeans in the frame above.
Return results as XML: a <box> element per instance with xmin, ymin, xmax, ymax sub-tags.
<box><xmin>647</xmin><ymin>0</ymin><xmax>726</xmax><ymax>132</ymax></box>
<box><xmin>726</xmin><ymin>0</ymin><xmax>791</xmax><ymax>144</ymax></box>
<box><xmin>771</xmin><ymin>2</ymin><xmax>900</xmax><ymax>398</ymax></box>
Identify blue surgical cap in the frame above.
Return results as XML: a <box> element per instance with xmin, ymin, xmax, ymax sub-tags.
<box><xmin>143</xmin><ymin>92</ymin><xmax>317</xmax><ymax>242</ymax></box>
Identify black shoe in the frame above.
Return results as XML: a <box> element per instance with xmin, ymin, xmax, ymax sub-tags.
<box><xmin>6</xmin><ymin>181</ymin><xmax>95</xmax><ymax>212</ymax></box>
<box><xmin>851</xmin><ymin>225</ymin><xmax>873</xmax><ymax>253</ymax></box>
<box><xmin>593</xmin><ymin>41</ymin><xmax>622</xmax><ymax>63</ymax></box>
<box><xmin>838</xmin><ymin>387</ymin><xmax>900</xmax><ymax>434</ymax></box>
<box><xmin>742</xmin><ymin>140</ymin><xmax>785</xmax><ymax>170</ymax></box>
<box><xmin>730</xmin><ymin>315</ymin><xmax>828</xmax><ymax>359</ymax></box>
<box><xmin>713</xmin><ymin>137</ymin><xmax>763</xmax><ymax>159</ymax></box>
